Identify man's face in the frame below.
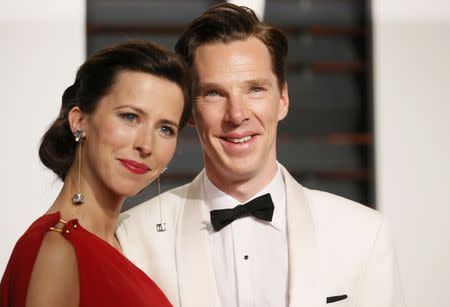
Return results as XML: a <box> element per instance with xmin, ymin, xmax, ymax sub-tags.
<box><xmin>192</xmin><ymin>37</ymin><xmax>289</xmax><ymax>187</ymax></box>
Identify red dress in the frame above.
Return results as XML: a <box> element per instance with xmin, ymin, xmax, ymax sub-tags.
<box><xmin>0</xmin><ymin>212</ymin><xmax>172</xmax><ymax>307</ymax></box>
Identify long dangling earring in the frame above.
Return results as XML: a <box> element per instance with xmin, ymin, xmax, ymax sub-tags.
<box><xmin>156</xmin><ymin>167</ymin><xmax>168</xmax><ymax>232</ymax></box>
<box><xmin>72</xmin><ymin>129</ymin><xmax>84</xmax><ymax>205</ymax></box>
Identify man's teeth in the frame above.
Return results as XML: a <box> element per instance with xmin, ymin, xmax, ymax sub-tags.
<box><xmin>227</xmin><ymin>136</ymin><xmax>252</xmax><ymax>143</ymax></box>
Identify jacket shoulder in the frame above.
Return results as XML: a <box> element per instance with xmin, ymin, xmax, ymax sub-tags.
<box><xmin>305</xmin><ymin>188</ymin><xmax>381</xmax><ymax>223</ymax></box>
<box><xmin>118</xmin><ymin>183</ymin><xmax>190</xmax><ymax>228</ymax></box>
<box><xmin>281</xmin><ymin>164</ymin><xmax>382</xmax><ymax>230</ymax></box>
<box><xmin>303</xmin><ymin>188</ymin><xmax>389</xmax><ymax>255</ymax></box>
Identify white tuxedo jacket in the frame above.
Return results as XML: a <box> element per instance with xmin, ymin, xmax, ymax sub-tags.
<box><xmin>116</xmin><ymin>166</ymin><xmax>404</xmax><ymax>307</ymax></box>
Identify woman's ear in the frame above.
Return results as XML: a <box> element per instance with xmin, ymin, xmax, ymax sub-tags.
<box><xmin>68</xmin><ymin>106</ymin><xmax>87</xmax><ymax>135</ymax></box>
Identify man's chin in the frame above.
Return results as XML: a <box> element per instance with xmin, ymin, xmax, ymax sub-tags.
<box><xmin>220</xmin><ymin>163</ymin><xmax>260</xmax><ymax>181</ymax></box>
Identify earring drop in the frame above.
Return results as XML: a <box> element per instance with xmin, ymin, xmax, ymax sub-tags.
<box><xmin>72</xmin><ymin>129</ymin><xmax>84</xmax><ymax>205</ymax></box>
<box><xmin>74</xmin><ymin>129</ymin><xmax>83</xmax><ymax>142</ymax></box>
<box><xmin>156</xmin><ymin>168</ymin><xmax>167</xmax><ymax>232</ymax></box>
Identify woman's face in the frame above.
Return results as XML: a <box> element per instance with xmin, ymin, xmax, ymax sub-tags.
<box><xmin>81</xmin><ymin>71</ymin><xmax>184</xmax><ymax>198</ymax></box>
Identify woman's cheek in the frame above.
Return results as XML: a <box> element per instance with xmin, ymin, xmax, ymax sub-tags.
<box><xmin>157</xmin><ymin>138</ymin><xmax>177</xmax><ymax>166</ymax></box>
<box><xmin>103</xmin><ymin>122</ymin><xmax>133</xmax><ymax>147</ymax></box>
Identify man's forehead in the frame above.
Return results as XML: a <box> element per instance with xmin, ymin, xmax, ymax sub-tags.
<box><xmin>193</xmin><ymin>38</ymin><xmax>271</xmax><ymax>64</ymax></box>
<box><xmin>193</xmin><ymin>42</ymin><xmax>271</xmax><ymax>76</ymax></box>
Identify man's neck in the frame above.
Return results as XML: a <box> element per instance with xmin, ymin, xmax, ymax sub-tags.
<box><xmin>205</xmin><ymin>162</ymin><xmax>279</xmax><ymax>203</ymax></box>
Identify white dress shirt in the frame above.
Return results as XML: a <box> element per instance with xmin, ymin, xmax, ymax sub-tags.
<box><xmin>203</xmin><ymin>165</ymin><xmax>289</xmax><ymax>307</ymax></box>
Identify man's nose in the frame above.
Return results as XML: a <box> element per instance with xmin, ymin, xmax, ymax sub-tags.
<box><xmin>224</xmin><ymin>94</ymin><xmax>250</xmax><ymax>124</ymax></box>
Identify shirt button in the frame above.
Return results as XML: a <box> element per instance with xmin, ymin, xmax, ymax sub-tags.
<box><xmin>244</xmin><ymin>255</ymin><xmax>249</xmax><ymax>260</ymax></box>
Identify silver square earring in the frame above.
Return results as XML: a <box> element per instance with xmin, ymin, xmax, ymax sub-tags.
<box><xmin>72</xmin><ymin>129</ymin><xmax>84</xmax><ymax>205</ymax></box>
<box><xmin>156</xmin><ymin>167</ymin><xmax>168</xmax><ymax>232</ymax></box>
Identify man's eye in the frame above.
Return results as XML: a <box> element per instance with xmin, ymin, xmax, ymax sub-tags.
<box><xmin>160</xmin><ymin>126</ymin><xmax>175</xmax><ymax>136</ymax></box>
<box><xmin>206</xmin><ymin>91</ymin><xmax>219</xmax><ymax>97</ymax></box>
<box><xmin>121</xmin><ymin>113</ymin><xmax>137</xmax><ymax>122</ymax></box>
<box><xmin>250</xmin><ymin>87</ymin><xmax>264</xmax><ymax>93</ymax></box>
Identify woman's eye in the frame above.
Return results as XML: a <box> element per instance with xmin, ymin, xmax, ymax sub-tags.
<box><xmin>160</xmin><ymin>126</ymin><xmax>175</xmax><ymax>136</ymax></box>
<box><xmin>121</xmin><ymin>113</ymin><xmax>137</xmax><ymax>122</ymax></box>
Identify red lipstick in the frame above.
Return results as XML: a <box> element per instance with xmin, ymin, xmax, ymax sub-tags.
<box><xmin>118</xmin><ymin>159</ymin><xmax>149</xmax><ymax>175</ymax></box>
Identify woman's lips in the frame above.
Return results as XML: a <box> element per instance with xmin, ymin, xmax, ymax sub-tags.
<box><xmin>118</xmin><ymin>159</ymin><xmax>149</xmax><ymax>175</ymax></box>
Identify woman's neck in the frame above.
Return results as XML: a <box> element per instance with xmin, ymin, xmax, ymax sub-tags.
<box><xmin>48</xmin><ymin>170</ymin><xmax>124</xmax><ymax>249</ymax></box>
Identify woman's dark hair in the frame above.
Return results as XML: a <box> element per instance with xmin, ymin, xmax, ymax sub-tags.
<box><xmin>175</xmin><ymin>2</ymin><xmax>288</xmax><ymax>91</ymax></box>
<box><xmin>39</xmin><ymin>40</ymin><xmax>190</xmax><ymax>181</ymax></box>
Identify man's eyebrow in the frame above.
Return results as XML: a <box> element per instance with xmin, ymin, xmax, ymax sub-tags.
<box><xmin>196</xmin><ymin>82</ymin><xmax>222</xmax><ymax>91</ymax></box>
<box><xmin>244</xmin><ymin>78</ymin><xmax>273</xmax><ymax>87</ymax></box>
<box><xmin>196</xmin><ymin>79</ymin><xmax>273</xmax><ymax>91</ymax></box>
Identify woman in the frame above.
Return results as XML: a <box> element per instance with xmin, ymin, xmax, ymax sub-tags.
<box><xmin>0</xmin><ymin>40</ymin><xmax>190</xmax><ymax>306</ymax></box>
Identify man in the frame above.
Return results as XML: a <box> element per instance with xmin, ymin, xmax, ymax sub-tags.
<box><xmin>117</xmin><ymin>3</ymin><xmax>403</xmax><ymax>306</ymax></box>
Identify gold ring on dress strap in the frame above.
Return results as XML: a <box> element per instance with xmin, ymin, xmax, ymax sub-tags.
<box><xmin>49</xmin><ymin>226</ymin><xmax>62</xmax><ymax>232</ymax></box>
<box><xmin>49</xmin><ymin>218</ymin><xmax>70</xmax><ymax>232</ymax></box>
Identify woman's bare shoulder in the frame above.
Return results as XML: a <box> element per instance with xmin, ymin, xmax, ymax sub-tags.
<box><xmin>26</xmin><ymin>230</ymin><xmax>79</xmax><ymax>307</ymax></box>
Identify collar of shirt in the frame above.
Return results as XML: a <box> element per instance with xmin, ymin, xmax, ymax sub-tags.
<box><xmin>203</xmin><ymin>162</ymin><xmax>286</xmax><ymax>232</ymax></box>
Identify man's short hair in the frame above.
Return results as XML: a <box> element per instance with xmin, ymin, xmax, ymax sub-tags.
<box><xmin>175</xmin><ymin>2</ymin><xmax>288</xmax><ymax>91</ymax></box>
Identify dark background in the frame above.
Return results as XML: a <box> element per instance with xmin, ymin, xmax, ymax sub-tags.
<box><xmin>86</xmin><ymin>0</ymin><xmax>374</xmax><ymax>210</ymax></box>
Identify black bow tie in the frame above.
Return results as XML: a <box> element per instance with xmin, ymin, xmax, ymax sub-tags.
<box><xmin>210</xmin><ymin>193</ymin><xmax>274</xmax><ymax>231</ymax></box>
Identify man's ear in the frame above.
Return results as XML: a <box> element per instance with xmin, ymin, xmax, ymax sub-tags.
<box><xmin>68</xmin><ymin>106</ymin><xmax>87</xmax><ymax>135</ymax></box>
<box><xmin>278</xmin><ymin>82</ymin><xmax>289</xmax><ymax>121</ymax></box>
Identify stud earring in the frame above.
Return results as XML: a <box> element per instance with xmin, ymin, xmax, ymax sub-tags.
<box><xmin>72</xmin><ymin>129</ymin><xmax>84</xmax><ymax>205</ymax></box>
<box><xmin>156</xmin><ymin>167</ymin><xmax>168</xmax><ymax>232</ymax></box>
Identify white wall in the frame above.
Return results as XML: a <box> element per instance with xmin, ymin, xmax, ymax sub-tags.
<box><xmin>0</xmin><ymin>1</ymin><xmax>85</xmax><ymax>274</ymax></box>
<box><xmin>228</xmin><ymin>0</ymin><xmax>265</xmax><ymax>19</ymax></box>
<box><xmin>372</xmin><ymin>1</ymin><xmax>450</xmax><ymax>306</ymax></box>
